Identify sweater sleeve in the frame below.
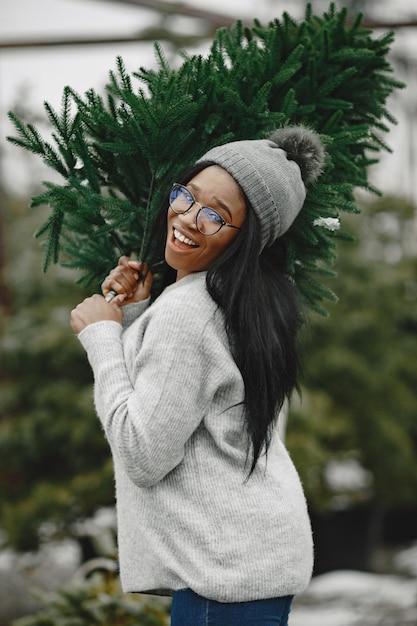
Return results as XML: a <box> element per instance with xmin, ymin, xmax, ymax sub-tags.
<box><xmin>77</xmin><ymin>297</ymin><xmax>219</xmax><ymax>488</ymax></box>
<box><xmin>121</xmin><ymin>297</ymin><xmax>150</xmax><ymax>329</ymax></box>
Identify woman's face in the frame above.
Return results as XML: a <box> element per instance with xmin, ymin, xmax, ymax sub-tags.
<box><xmin>165</xmin><ymin>165</ymin><xmax>246</xmax><ymax>280</ymax></box>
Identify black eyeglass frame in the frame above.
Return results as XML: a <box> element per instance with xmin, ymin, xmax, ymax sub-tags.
<box><xmin>169</xmin><ymin>183</ymin><xmax>242</xmax><ymax>236</ymax></box>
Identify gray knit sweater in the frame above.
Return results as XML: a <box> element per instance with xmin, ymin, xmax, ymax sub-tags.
<box><xmin>78</xmin><ymin>272</ymin><xmax>313</xmax><ymax>602</ymax></box>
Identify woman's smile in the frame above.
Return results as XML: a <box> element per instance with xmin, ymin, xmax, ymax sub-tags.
<box><xmin>172</xmin><ymin>227</ymin><xmax>199</xmax><ymax>248</ymax></box>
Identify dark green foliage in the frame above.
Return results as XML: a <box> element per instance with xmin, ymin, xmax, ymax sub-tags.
<box><xmin>13</xmin><ymin>570</ymin><xmax>169</xmax><ymax>626</ymax></box>
<box><xmin>7</xmin><ymin>4</ymin><xmax>403</xmax><ymax>313</ymax></box>
<box><xmin>287</xmin><ymin>201</ymin><xmax>417</xmax><ymax>511</ymax></box>
<box><xmin>0</xmin><ymin>201</ymin><xmax>114</xmax><ymax>552</ymax></box>
<box><xmin>0</xmin><ymin>288</ymin><xmax>115</xmax><ymax>550</ymax></box>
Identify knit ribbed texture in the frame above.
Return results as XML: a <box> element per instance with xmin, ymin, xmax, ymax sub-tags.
<box><xmin>200</xmin><ymin>139</ymin><xmax>306</xmax><ymax>251</ymax></box>
<box><xmin>78</xmin><ymin>272</ymin><xmax>313</xmax><ymax>602</ymax></box>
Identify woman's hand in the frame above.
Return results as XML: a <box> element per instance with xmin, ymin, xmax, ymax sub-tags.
<box><xmin>70</xmin><ymin>294</ymin><xmax>122</xmax><ymax>334</ymax></box>
<box><xmin>70</xmin><ymin>257</ymin><xmax>153</xmax><ymax>334</ymax></box>
<box><xmin>101</xmin><ymin>256</ymin><xmax>153</xmax><ymax>305</ymax></box>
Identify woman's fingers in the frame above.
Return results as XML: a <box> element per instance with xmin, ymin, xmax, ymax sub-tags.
<box><xmin>70</xmin><ymin>294</ymin><xmax>122</xmax><ymax>333</ymax></box>
<box><xmin>102</xmin><ymin>257</ymin><xmax>153</xmax><ymax>303</ymax></box>
<box><xmin>102</xmin><ymin>256</ymin><xmax>139</xmax><ymax>299</ymax></box>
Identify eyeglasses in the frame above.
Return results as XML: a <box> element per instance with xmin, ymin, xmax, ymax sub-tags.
<box><xmin>169</xmin><ymin>183</ymin><xmax>242</xmax><ymax>236</ymax></box>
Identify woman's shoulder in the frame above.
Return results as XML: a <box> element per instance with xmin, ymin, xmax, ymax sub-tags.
<box><xmin>155</xmin><ymin>272</ymin><xmax>215</xmax><ymax>315</ymax></box>
<box><xmin>144</xmin><ymin>272</ymin><xmax>225</xmax><ymax>341</ymax></box>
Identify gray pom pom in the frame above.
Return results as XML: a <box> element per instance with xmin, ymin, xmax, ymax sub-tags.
<box><xmin>269</xmin><ymin>126</ymin><xmax>325</xmax><ymax>185</ymax></box>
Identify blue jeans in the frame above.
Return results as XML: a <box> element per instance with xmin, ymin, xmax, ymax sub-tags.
<box><xmin>170</xmin><ymin>588</ymin><xmax>293</xmax><ymax>625</ymax></box>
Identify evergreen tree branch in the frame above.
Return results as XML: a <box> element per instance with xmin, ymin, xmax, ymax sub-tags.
<box><xmin>6</xmin><ymin>2</ymin><xmax>405</xmax><ymax>312</ymax></box>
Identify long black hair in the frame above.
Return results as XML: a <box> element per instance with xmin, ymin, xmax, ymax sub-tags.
<box><xmin>144</xmin><ymin>162</ymin><xmax>304</xmax><ymax>475</ymax></box>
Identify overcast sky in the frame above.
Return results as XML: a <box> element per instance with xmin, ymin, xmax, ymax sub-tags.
<box><xmin>1</xmin><ymin>0</ymin><xmax>416</xmax><ymax>199</ymax></box>
<box><xmin>1</xmin><ymin>0</ymin><xmax>302</xmax><ymax>120</ymax></box>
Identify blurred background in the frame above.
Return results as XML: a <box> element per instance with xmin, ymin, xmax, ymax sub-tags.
<box><xmin>1</xmin><ymin>1</ymin><xmax>417</xmax><ymax>625</ymax></box>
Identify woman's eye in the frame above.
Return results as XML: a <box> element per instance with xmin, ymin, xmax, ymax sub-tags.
<box><xmin>180</xmin><ymin>188</ymin><xmax>193</xmax><ymax>201</ymax></box>
<box><xmin>204</xmin><ymin>208</ymin><xmax>223</xmax><ymax>223</ymax></box>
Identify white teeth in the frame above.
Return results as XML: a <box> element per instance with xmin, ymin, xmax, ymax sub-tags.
<box><xmin>174</xmin><ymin>228</ymin><xmax>198</xmax><ymax>247</ymax></box>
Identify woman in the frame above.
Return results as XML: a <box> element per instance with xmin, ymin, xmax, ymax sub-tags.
<box><xmin>70</xmin><ymin>126</ymin><xmax>325</xmax><ymax>625</ymax></box>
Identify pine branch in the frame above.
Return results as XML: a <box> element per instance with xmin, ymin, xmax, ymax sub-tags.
<box><xmin>6</xmin><ymin>3</ymin><xmax>404</xmax><ymax>312</ymax></box>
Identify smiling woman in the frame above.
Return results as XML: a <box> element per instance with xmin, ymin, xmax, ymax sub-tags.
<box><xmin>165</xmin><ymin>165</ymin><xmax>246</xmax><ymax>280</ymax></box>
<box><xmin>70</xmin><ymin>126</ymin><xmax>325</xmax><ymax>626</ymax></box>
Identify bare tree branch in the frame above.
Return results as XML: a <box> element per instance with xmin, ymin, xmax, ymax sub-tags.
<box><xmin>91</xmin><ymin>0</ymin><xmax>243</xmax><ymax>29</ymax></box>
<box><xmin>1</xmin><ymin>0</ymin><xmax>416</xmax><ymax>52</ymax></box>
<box><xmin>0</xmin><ymin>29</ymin><xmax>213</xmax><ymax>50</ymax></box>
<box><xmin>362</xmin><ymin>18</ymin><xmax>417</xmax><ymax>29</ymax></box>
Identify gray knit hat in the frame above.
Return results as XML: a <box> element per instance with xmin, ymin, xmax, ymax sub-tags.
<box><xmin>199</xmin><ymin>126</ymin><xmax>325</xmax><ymax>252</ymax></box>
